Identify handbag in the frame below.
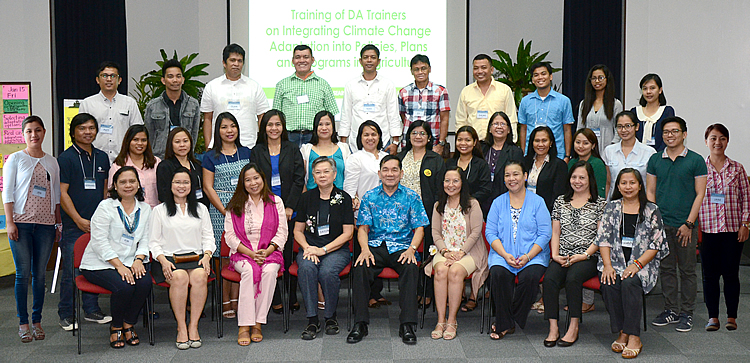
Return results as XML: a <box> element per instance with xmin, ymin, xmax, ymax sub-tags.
<box><xmin>173</xmin><ymin>252</ymin><xmax>201</xmax><ymax>264</ymax></box>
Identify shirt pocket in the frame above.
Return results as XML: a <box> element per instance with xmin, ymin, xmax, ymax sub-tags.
<box><xmin>182</xmin><ymin>110</ymin><xmax>195</xmax><ymax>119</ymax></box>
<box><xmin>150</xmin><ymin>111</ymin><xmax>168</xmax><ymax>130</ymax></box>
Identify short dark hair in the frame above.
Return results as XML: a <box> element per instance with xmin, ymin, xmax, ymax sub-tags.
<box><xmin>380</xmin><ymin>154</ymin><xmax>402</xmax><ymax>169</ymax></box>
<box><xmin>22</xmin><ymin>115</ymin><xmax>45</xmax><ymax>131</ymax></box>
<box><xmin>503</xmin><ymin>159</ymin><xmax>527</xmax><ymax>175</ymax></box>
<box><xmin>530</xmin><ymin>62</ymin><xmax>553</xmax><ymax>74</ymax></box>
<box><xmin>356</xmin><ymin>121</ymin><xmax>384</xmax><ymax>151</ymax></box>
<box><xmin>705</xmin><ymin>123</ymin><xmax>729</xmax><ymax>141</ymax></box>
<box><xmin>96</xmin><ymin>61</ymin><xmax>120</xmax><ymax>76</ymax></box>
<box><xmin>161</xmin><ymin>58</ymin><xmax>183</xmax><ymax>77</ymax></box>
<box><xmin>615</xmin><ymin>110</ymin><xmax>638</xmax><ymax>126</ymax></box>
<box><xmin>564</xmin><ymin>160</ymin><xmax>598</xmax><ymax>203</ymax></box>
<box><xmin>360</xmin><ymin>44</ymin><xmax>380</xmax><ymax>58</ymax></box>
<box><xmin>69</xmin><ymin>113</ymin><xmax>98</xmax><ymax>141</ymax></box>
<box><xmin>210</xmin><ymin>112</ymin><xmax>243</xmax><ymax>156</ymax></box>
<box><xmin>472</xmin><ymin>54</ymin><xmax>493</xmax><ymax>64</ymax></box>
<box><xmin>402</xmin><ymin>120</ymin><xmax>434</xmax><ymax>152</ymax></box>
<box><xmin>310</xmin><ymin>110</ymin><xmax>338</xmax><ymax>145</ymax></box>
<box><xmin>638</xmin><ymin>73</ymin><xmax>667</xmax><ymax>106</ymax></box>
<box><xmin>660</xmin><ymin>116</ymin><xmax>687</xmax><ymax>133</ymax></box>
<box><xmin>109</xmin><ymin>166</ymin><xmax>146</xmax><ymax>201</ymax></box>
<box><xmin>223</xmin><ymin>43</ymin><xmax>245</xmax><ymax>63</ymax></box>
<box><xmin>410</xmin><ymin>54</ymin><xmax>430</xmax><ymax>68</ymax></box>
<box><xmin>526</xmin><ymin>126</ymin><xmax>558</xmax><ymax>159</ymax></box>
<box><xmin>294</xmin><ymin>44</ymin><xmax>313</xmax><ymax>57</ymax></box>
<box><xmin>257</xmin><ymin>109</ymin><xmax>289</xmax><ymax>144</ymax></box>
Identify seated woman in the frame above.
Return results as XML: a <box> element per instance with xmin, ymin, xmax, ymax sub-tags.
<box><xmin>485</xmin><ymin>161</ymin><xmax>551</xmax><ymax>340</ymax></box>
<box><xmin>149</xmin><ymin>167</ymin><xmax>215</xmax><ymax>349</ymax></box>
<box><xmin>224</xmin><ymin>163</ymin><xmax>287</xmax><ymax>345</ymax></box>
<box><xmin>294</xmin><ymin>157</ymin><xmax>354</xmax><ymax>340</ymax></box>
<box><xmin>427</xmin><ymin>166</ymin><xmax>487</xmax><ymax>340</ymax></box>
<box><xmin>108</xmin><ymin>124</ymin><xmax>161</xmax><ymax>207</ymax></box>
<box><xmin>80</xmin><ymin>166</ymin><xmax>152</xmax><ymax>349</ymax></box>
<box><xmin>542</xmin><ymin>161</ymin><xmax>606</xmax><ymax>347</ymax></box>
<box><xmin>597</xmin><ymin>168</ymin><xmax>669</xmax><ymax>359</ymax></box>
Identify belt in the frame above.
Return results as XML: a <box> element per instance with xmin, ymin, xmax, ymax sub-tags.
<box><xmin>289</xmin><ymin>130</ymin><xmax>313</xmax><ymax>134</ymax></box>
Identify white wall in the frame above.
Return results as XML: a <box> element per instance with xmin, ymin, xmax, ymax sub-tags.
<box><xmin>625</xmin><ymin>1</ymin><xmax>750</xmax><ymax>165</ymax></box>
<box><xmin>0</xmin><ymin>0</ymin><xmax>53</xmax><ymax>153</ymax></box>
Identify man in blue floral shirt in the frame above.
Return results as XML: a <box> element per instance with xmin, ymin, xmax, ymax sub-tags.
<box><xmin>347</xmin><ymin>155</ymin><xmax>429</xmax><ymax>345</ymax></box>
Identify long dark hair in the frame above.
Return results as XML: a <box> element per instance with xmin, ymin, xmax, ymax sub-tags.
<box><xmin>563</xmin><ymin>160</ymin><xmax>598</xmax><ymax>203</ymax></box>
<box><xmin>164</xmin><ymin>127</ymin><xmax>199</xmax><ymax>164</ymax></box>
<box><xmin>402</xmin><ymin>120</ymin><xmax>433</xmax><ymax>152</ymax></box>
<box><xmin>164</xmin><ymin>167</ymin><xmax>199</xmax><ymax>218</ymax></box>
<box><xmin>571</xmin><ymin>128</ymin><xmax>602</xmax><ymax>159</ymax></box>
<box><xmin>309</xmin><ymin>110</ymin><xmax>338</xmax><ymax>145</ymax></box>
<box><xmin>436</xmin><ymin>166</ymin><xmax>473</xmax><ymax>215</ymax></box>
<box><xmin>257</xmin><ymin>109</ymin><xmax>289</xmax><ymax>144</ymax></box>
<box><xmin>638</xmin><ymin>73</ymin><xmax>667</xmax><ymax>106</ymax></box>
<box><xmin>226</xmin><ymin>163</ymin><xmax>273</xmax><ymax>216</ymax></box>
<box><xmin>611</xmin><ymin>168</ymin><xmax>648</xmax><ymax>220</ymax></box>
<box><xmin>581</xmin><ymin>64</ymin><xmax>616</xmax><ymax>123</ymax></box>
<box><xmin>114</xmin><ymin>125</ymin><xmax>157</xmax><ymax>169</ymax></box>
<box><xmin>453</xmin><ymin>126</ymin><xmax>484</xmax><ymax>160</ymax></box>
<box><xmin>484</xmin><ymin>111</ymin><xmax>515</xmax><ymax>148</ymax></box>
<box><xmin>526</xmin><ymin>126</ymin><xmax>557</xmax><ymax>159</ymax></box>
<box><xmin>356</xmin><ymin>120</ymin><xmax>384</xmax><ymax>151</ymax></box>
<box><xmin>211</xmin><ymin>112</ymin><xmax>243</xmax><ymax>157</ymax></box>
<box><xmin>108</xmin><ymin>166</ymin><xmax>145</xmax><ymax>201</ymax></box>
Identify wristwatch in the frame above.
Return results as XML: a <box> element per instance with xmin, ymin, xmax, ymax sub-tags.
<box><xmin>684</xmin><ymin>220</ymin><xmax>695</xmax><ymax>229</ymax></box>
<box><xmin>438</xmin><ymin>140</ymin><xmax>447</xmax><ymax>146</ymax></box>
<box><xmin>583</xmin><ymin>252</ymin><xmax>591</xmax><ymax>260</ymax></box>
<box><xmin>743</xmin><ymin>222</ymin><xmax>750</xmax><ymax>229</ymax></box>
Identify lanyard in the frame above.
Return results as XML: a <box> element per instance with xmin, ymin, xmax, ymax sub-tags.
<box><xmin>73</xmin><ymin>145</ymin><xmax>96</xmax><ymax>179</ymax></box>
<box><xmin>189</xmin><ymin>160</ymin><xmax>202</xmax><ymax>188</ymax></box>
<box><xmin>117</xmin><ymin>205</ymin><xmax>141</xmax><ymax>234</ymax></box>
<box><xmin>222</xmin><ymin>147</ymin><xmax>239</xmax><ymax>164</ymax></box>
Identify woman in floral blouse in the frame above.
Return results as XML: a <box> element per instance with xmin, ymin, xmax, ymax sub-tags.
<box><xmin>596</xmin><ymin>168</ymin><xmax>669</xmax><ymax>359</ymax></box>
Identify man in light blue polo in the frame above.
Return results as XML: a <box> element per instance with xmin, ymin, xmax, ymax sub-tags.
<box><xmin>518</xmin><ymin>62</ymin><xmax>575</xmax><ymax>161</ymax></box>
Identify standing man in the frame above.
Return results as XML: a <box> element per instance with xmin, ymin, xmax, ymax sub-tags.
<box><xmin>273</xmin><ymin>44</ymin><xmax>339</xmax><ymax>147</ymax></box>
<box><xmin>339</xmin><ymin>44</ymin><xmax>401</xmax><ymax>154</ymax></box>
<box><xmin>347</xmin><ymin>155</ymin><xmax>429</xmax><ymax>345</ymax></box>
<box><xmin>456</xmin><ymin>54</ymin><xmax>517</xmax><ymax>142</ymax></box>
<box><xmin>518</xmin><ymin>62</ymin><xmax>575</xmax><ymax>161</ymax></box>
<box><xmin>57</xmin><ymin>113</ymin><xmax>112</xmax><ymax>330</ymax></box>
<box><xmin>647</xmin><ymin>116</ymin><xmax>707</xmax><ymax>332</ymax></box>
<box><xmin>143</xmin><ymin>59</ymin><xmax>201</xmax><ymax>159</ymax></box>
<box><xmin>398</xmin><ymin>54</ymin><xmax>450</xmax><ymax>156</ymax></box>
<box><xmin>201</xmin><ymin>43</ymin><xmax>270</xmax><ymax>148</ymax></box>
<box><xmin>79</xmin><ymin>61</ymin><xmax>143</xmax><ymax>163</ymax></box>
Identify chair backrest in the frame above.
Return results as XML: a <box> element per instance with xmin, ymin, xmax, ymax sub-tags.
<box><xmin>74</xmin><ymin>233</ymin><xmax>92</xmax><ymax>269</ymax></box>
<box><xmin>220</xmin><ymin>232</ymin><xmax>230</xmax><ymax>257</ymax></box>
<box><xmin>482</xmin><ymin>222</ymin><xmax>490</xmax><ymax>252</ymax></box>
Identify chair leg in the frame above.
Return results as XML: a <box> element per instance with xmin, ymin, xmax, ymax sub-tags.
<box><xmin>77</xmin><ymin>289</ymin><xmax>82</xmax><ymax>354</ymax></box>
<box><xmin>642</xmin><ymin>292</ymin><xmax>647</xmax><ymax>332</ymax></box>
<box><xmin>218</xmin><ymin>265</ymin><xmax>224</xmax><ymax>339</ymax></box>
<box><xmin>347</xmin><ymin>276</ymin><xmax>352</xmax><ymax>331</ymax></box>
<box><xmin>420</xmin><ymin>272</ymin><xmax>427</xmax><ymax>329</ymax></box>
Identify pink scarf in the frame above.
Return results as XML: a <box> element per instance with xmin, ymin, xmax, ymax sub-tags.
<box><xmin>228</xmin><ymin>195</ymin><xmax>284</xmax><ymax>297</ymax></box>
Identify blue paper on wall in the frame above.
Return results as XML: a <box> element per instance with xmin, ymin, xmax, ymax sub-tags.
<box><xmin>0</xmin><ymin>215</ymin><xmax>6</xmax><ymax>230</ymax></box>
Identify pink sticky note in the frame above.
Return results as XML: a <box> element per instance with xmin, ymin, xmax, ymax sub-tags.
<box><xmin>0</xmin><ymin>176</ymin><xmax>3</xmax><ymax>191</ymax></box>
<box><xmin>3</xmin><ymin>154</ymin><xmax>9</xmax><ymax>164</ymax></box>
<box><xmin>3</xmin><ymin>129</ymin><xmax>24</xmax><ymax>144</ymax></box>
<box><xmin>3</xmin><ymin>113</ymin><xmax>27</xmax><ymax>129</ymax></box>
<box><xmin>2</xmin><ymin>85</ymin><xmax>29</xmax><ymax>100</ymax></box>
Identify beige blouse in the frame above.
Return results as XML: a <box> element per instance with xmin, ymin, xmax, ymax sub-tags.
<box><xmin>401</xmin><ymin>150</ymin><xmax>423</xmax><ymax>196</ymax></box>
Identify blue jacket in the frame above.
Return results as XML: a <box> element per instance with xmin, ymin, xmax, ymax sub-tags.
<box><xmin>485</xmin><ymin>190</ymin><xmax>552</xmax><ymax>274</ymax></box>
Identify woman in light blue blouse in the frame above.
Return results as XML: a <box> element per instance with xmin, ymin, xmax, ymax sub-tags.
<box><xmin>300</xmin><ymin>110</ymin><xmax>350</xmax><ymax>190</ymax></box>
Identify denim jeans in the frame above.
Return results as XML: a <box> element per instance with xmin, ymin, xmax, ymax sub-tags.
<box><xmin>9</xmin><ymin>223</ymin><xmax>56</xmax><ymax>325</ymax></box>
<box><xmin>288</xmin><ymin>131</ymin><xmax>313</xmax><ymax>148</ymax></box>
<box><xmin>58</xmin><ymin>227</ymin><xmax>101</xmax><ymax>319</ymax></box>
<box><xmin>296</xmin><ymin>247</ymin><xmax>350</xmax><ymax>319</ymax></box>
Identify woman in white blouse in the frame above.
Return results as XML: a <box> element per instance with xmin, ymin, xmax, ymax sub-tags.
<box><xmin>344</xmin><ymin>120</ymin><xmax>387</xmax><ymax>212</ymax></box>
<box><xmin>3</xmin><ymin>116</ymin><xmax>61</xmax><ymax>343</ymax></box>
<box><xmin>149</xmin><ymin>167</ymin><xmax>214</xmax><ymax>349</ymax></box>
<box><xmin>80</xmin><ymin>166</ymin><xmax>152</xmax><ymax>349</ymax></box>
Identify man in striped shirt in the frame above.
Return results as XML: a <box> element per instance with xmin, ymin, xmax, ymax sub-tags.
<box><xmin>273</xmin><ymin>44</ymin><xmax>339</xmax><ymax>147</ymax></box>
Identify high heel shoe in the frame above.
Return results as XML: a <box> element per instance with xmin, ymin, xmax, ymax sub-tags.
<box><xmin>431</xmin><ymin>322</ymin><xmax>445</xmax><ymax>339</ymax></box>
<box><xmin>443</xmin><ymin>323</ymin><xmax>457</xmax><ymax>340</ymax></box>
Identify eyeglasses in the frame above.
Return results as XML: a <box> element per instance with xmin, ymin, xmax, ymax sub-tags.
<box><xmin>172</xmin><ymin>180</ymin><xmax>190</xmax><ymax>185</ymax></box>
<box><xmin>590</xmin><ymin>75</ymin><xmax>606</xmax><ymax>82</ymax></box>
<box><xmin>99</xmin><ymin>73</ymin><xmax>119</xmax><ymax>80</ymax></box>
<box><xmin>411</xmin><ymin>131</ymin><xmax>428</xmax><ymax>137</ymax></box>
<box><xmin>615</xmin><ymin>124</ymin><xmax>635</xmax><ymax>130</ymax></box>
<box><xmin>663</xmin><ymin>129</ymin><xmax>683</xmax><ymax>136</ymax></box>
<box><xmin>491</xmin><ymin>122</ymin><xmax>508</xmax><ymax>128</ymax></box>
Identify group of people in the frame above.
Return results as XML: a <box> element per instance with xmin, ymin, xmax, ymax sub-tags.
<box><xmin>5</xmin><ymin>42</ymin><xmax>748</xmax><ymax>360</ymax></box>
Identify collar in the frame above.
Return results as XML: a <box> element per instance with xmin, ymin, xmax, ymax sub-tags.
<box><xmin>222</xmin><ymin>74</ymin><xmax>246</xmax><ymax>83</ymax></box>
<box><xmin>410</xmin><ymin>81</ymin><xmax>434</xmax><ymax>91</ymax></box>
<box><xmin>71</xmin><ymin>142</ymin><xmax>93</xmax><ymax>157</ymax></box>
<box><xmin>706</xmin><ymin>155</ymin><xmax>731</xmax><ymax>174</ymax></box>
<box><xmin>294</xmin><ymin>71</ymin><xmax>316</xmax><ymax>81</ymax></box>
<box><xmin>661</xmin><ymin>146</ymin><xmax>688</xmax><ymax>159</ymax></box>
<box><xmin>114</xmin><ymin>198</ymin><xmax>141</xmax><ymax>215</ymax></box>
<box><xmin>530</xmin><ymin>89</ymin><xmax>556</xmax><ymax>100</ymax></box>
<box><xmin>376</xmin><ymin>183</ymin><xmax>405</xmax><ymax>197</ymax></box>
<box><xmin>161</xmin><ymin>90</ymin><xmax>184</xmax><ymax>104</ymax></box>
<box><xmin>97</xmin><ymin>90</ymin><xmax>119</xmax><ymax>102</ymax></box>
<box><xmin>359</xmin><ymin>72</ymin><xmax>380</xmax><ymax>83</ymax></box>
<box><xmin>471</xmin><ymin>79</ymin><xmax>496</xmax><ymax>90</ymax></box>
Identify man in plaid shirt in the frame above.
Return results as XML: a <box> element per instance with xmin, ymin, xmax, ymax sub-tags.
<box><xmin>398</xmin><ymin>54</ymin><xmax>450</xmax><ymax>156</ymax></box>
<box><xmin>274</xmin><ymin>44</ymin><xmax>339</xmax><ymax>147</ymax></box>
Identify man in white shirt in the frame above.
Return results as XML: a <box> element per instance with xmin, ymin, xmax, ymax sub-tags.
<box><xmin>339</xmin><ymin>44</ymin><xmax>401</xmax><ymax>154</ymax></box>
<box><xmin>79</xmin><ymin>61</ymin><xmax>143</xmax><ymax>163</ymax></box>
<box><xmin>201</xmin><ymin>43</ymin><xmax>271</xmax><ymax>149</ymax></box>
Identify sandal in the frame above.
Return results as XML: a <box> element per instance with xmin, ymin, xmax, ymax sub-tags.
<box><xmin>431</xmin><ymin>322</ymin><xmax>446</xmax><ymax>339</ymax></box>
<box><xmin>237</xmin><ymin>326</ymin><xmax>251</xmax><ymax>346</ymax></box>
<box><xmin>31</xmin><ymin>325</ymin><xmax>45</xmax><ymax>340</ymax></box>
<box><xmin>324</xmin><ymin>318</ymin><xmax>340</xmax><ymax>335</ymax></box>
<box><xmin>109</xmin><ymin>327</ymin><xmax>125</xmax><ymax>349</ymax></box>
<box><xmin>368</xmin><ymin>299</ymin><xmax>380</xmax><ymax>308</ymax></box>
<box><xmin>443</xmin><ymin>323</ymin><xmax>457</xmax><ymax>340</ymax></box>
<box><xmin>124</xmin><ymin>326</ymin><xmax>140</xmax><ymax>346</ymax></box>
<box><xmin>222</xmin><ymin>301</ymin><xmax>237</xmax><ymax>319</ymax></box>
<box><xmin>489</xmin><ymin>323</ymin><xmax>502</xmax><ymax>340</ymax></box>
<box><xmin>176</xmin><ymin>341</ymin><xmax>190</xmax><ymax>350</ymax></box>
<box><xmin>377</xmin><ymin>297</ymin><xmax>392</xmax><ymax>306</ymax></box>
<box><xmin>318</xmin><ymin>301</ymin><xmax>326</xmax><ymax>310</ymax></box>
<box><xmin>611</xmin><ymin>340</ymin><xmax>626</xmax><ymax>353</ymax></box>
<box><xmin>301</xmin><ymin>323</ymin><xmax>320</xmax><ymax>340</ymax></box>
<box><xmin>461</xmin><ymin>298</ymin><xmax>477</xmax><ymax>312</ymax></box>
<box><xmin>531</xmin><ymin>301</ymin><xmax>545</xmax><ymax>313</ymax></box>
<box><xmin>271</xmin><ymin>304</ymin><xmax>283</xmax><ymax>314</ymax></box>
<box><xmin>18</xmin><ymin>327</ymin><xmax>32</xmax><ymax>343</ymax></box>
<box><xmin>251</xmin><ymin>325</ymin><xmax>263</xmax><ymax>342</ymax></box>
<box><xmin>622</xmin><ymin>344</ymin><xmax>643</xmax><ymax>359</ymax></box>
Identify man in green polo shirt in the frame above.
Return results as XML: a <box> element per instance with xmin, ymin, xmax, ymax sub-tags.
<box><xmin>274</xmin><ymin>44</ymin><xmax>339</xmax><ymax>147</ymax></box>
<box><xmin>646</xmin><ymin>116</ymin><xmax>707</xmax><ymax>333</ymax></box>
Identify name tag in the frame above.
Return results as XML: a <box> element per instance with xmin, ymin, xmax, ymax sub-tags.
<box><xmin>120</xmin><ymin>233</ymin><xmax>134</xmax><ymax>246</ymax></box>
<box><xmin>318</xmin><ymin>224</ymin><xmax>330</xmax><ymax>236</ymax></box>
<box><xmin>84</xmin><ymin>178</ymin><xmax>96</xmax><ymax>190</ymax></box>
<box><xmin>490</xmin><ymin>172</ymin><xmax>494</xmax><ymax>182</ymax></box>
<box><xmin>230</xmin><ymin>177</ymin><xmax>239</xmax><ymax>187</ymax></box>
<box><xmin>100</xmin><ymin>124</ymin><xmax>114</xmax><ymax>134</ymax></box>
<box><xmin>527</xmin><ymin>186</ymin><xmax>537</xmax><ymax>194</ymax></box>
<box><xmin>227</xmin><ymin>100</ymin><xmax>241</xmax><ymax>110</ymax></box>
<box><xmin>646</xmin><ymin>137</ymin><xmax>656</xmax><ymax>146</ymax></box>
<box><xmin>591</xmin><ymin>128</ymin><xmax>601</xmax><ymax>138</ymax></box>
<box><xmin>195</xmin><ymin>189</ymin><xmax>204</xmax><ymax>199</ymax></box>
<box><xmin>710</xmin><ymin>193</ymin><xmax>726</xmax><ymax>204</ymax></box>
<box><xmin>297</xmin><ymin>94</ymin><xmax>310</xmax><ymax>104</ymax></box>
<box><xmin>32</xmin><ymin>185</ymin><xmax>47</xmax><ymax>198</ymax></box>
<box><xmin>119</xmin><ymin>109</ymin><xmax>129</xmax><ymax>116</ymax></box>
<box><xmin>363</xmin><ymin>103</ymin><xmax>377</xmax><ymax>112</ymax></box>
<box><xmin>622</xmin><ymin>236</ymin><xmax>635</xmax><ymax>248</ymax></box>
<box><xmin>271</xmin><ymin>174</ymin><xmax>281</xmax><ymax>187</ymax></box>
<box><xmin>412</xmin><ymin>109</ymin><xmax>425</xmax><ymax>118</ymax></box>
<box><xmin>477</xmin><ymin>110</ymin><xmax>489</xmax><ymax>119</ymax></box>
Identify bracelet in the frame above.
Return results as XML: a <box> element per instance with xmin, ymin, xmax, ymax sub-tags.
<box><xmin>524</xmin><ymin>253</ymin><xmax>531</xmax><ymax>261</ymax></box>
<box><xmin>135</xmin><ymin>257</ymin><xmax>144</xmax><ymax>262</ymax></box>
<box><xmin>269</xmin><ymin>242</ymin><xmax>280</xmax><ymax>251</ymax></box>
<box><xmin>322</xmin><ymin>246</ymin><xmax>328</xmax><ymax>254</ymax></box>
<box><xmin>440</xmin><ymin>248</ymin><xmax>448</xmax><ymax>256</ymax></box>
<box><xmin>634</xmin><ymin>259</ymin><xmax>643</xmax><ymax>270</ymax></box>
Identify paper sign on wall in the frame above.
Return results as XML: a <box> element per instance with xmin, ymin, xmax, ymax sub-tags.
<box><xmin>3</xmin><ymin>114</ymin><xmax>26</xmax><ymax>129</ymax></box>
<box><xmin>2</xmin><ymin>99</ymin><xmax>29</xmax><ymax>114</ymax></box>
<box><xmin>3</xmin><ymin>129</ymin><xmax>23</xmax><ymax>144</ymax></box>
<box><xmin>2</xmin><ymin>85</ymin><xmax>29</xmax><ymax>100</ymax></box>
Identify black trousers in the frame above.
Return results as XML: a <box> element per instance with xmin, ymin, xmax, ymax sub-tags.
<box><xmin>352</xmin><ymin>242</ymin><xmax>418</xmax><ymax>325</ymax></box>
<box><xmin>700</xmin><ymin>232</ymin><xmax>744</xmax><ymax>318</ymax></box>
<box><xmin>543</xmin><ymin>258</ymin><xmax>598</xmax><ymax>320</ymax></box>
<box><xmin>600</xmin><ymin>273</ymin><xmax>642</xmax><ymax>336</ymax></box>
<box><xmin>272</xmin><ymin>220</ymin><xmax>298</xmax><ymax>306</ymax></box>
<box><xmin>81</xmin><ymin>268</ymin><xmax>151</xmax><ymax>328</ymax></box>
<box><xmin>490</xmin><ymin>264</ymin><xmax>546</xmax><ymax>331</ymax></box>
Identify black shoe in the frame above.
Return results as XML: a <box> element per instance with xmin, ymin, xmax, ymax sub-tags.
<box><xmin>325</xmin><ymin>318</ymin><xmax>340</xmax><ymax>335</ymax></box>
<box><xmin>290</xmin><ymin>302</ymin><xmax>301</xmax><ymax>312</ymax></box>
<box><xmin>301</xmin><ymin>323</ymin><xmax>320</xmax><ymax>340</ymax></box>
<box><xmin>347</xmin><ymin>322</ymin><xmax>368</xmax><ymax>344</ymax></box>
<box><xmin>558</xmin><ymin>335</ymin><xmax>578</xmax><ymax>347</ymax></box>
<box><xmin>543</xmin><ymin>338</ymin><xmax>558</xmax><ymax>347</ymax></box>
<box><xmin>399</xmin><ymin>323</ymin><xmax>417</xmax><ymax>345</ymax></box>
